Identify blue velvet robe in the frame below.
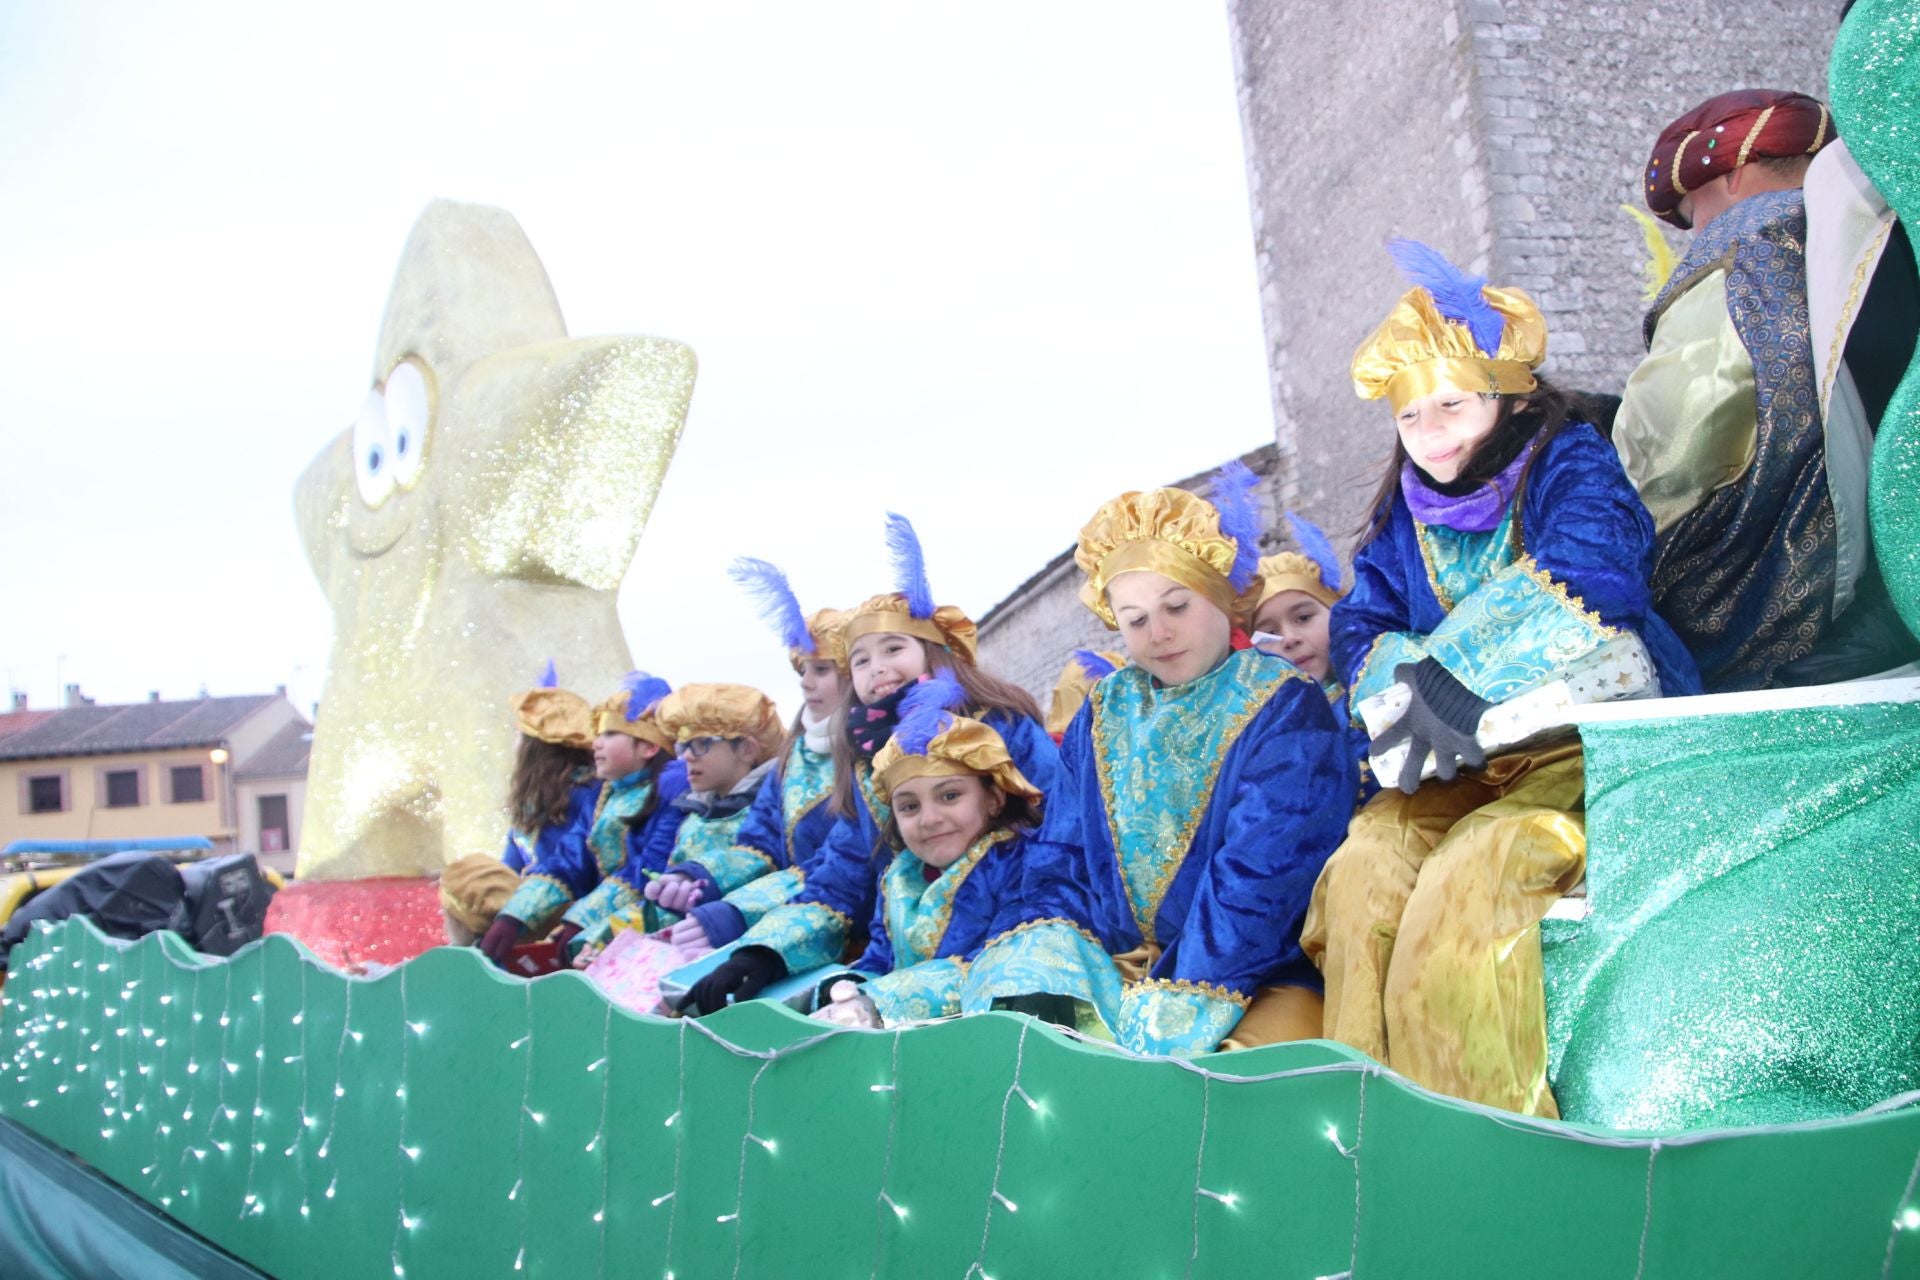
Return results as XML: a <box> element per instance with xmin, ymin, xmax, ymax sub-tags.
<box><xmin>733</xmin><ymin>709</ymin><xmax>1061</xmax><ymax>975</ymax></box>
<box><xmin>827</xmin><ymin>829</ymin><xmax>1028</xmax><ymax>1023</ymax></box>
<box><xmin>497</xmin><ymin>778</ymin><xmax>599</xmax><ymax>876</ymax></box>
<box><xmin>499</xmin><ymin>768</ymin><xmax>675</xmax><ymax>936</ymax></box>
<box><xmin>1330</xmin><ymin>423</ymin><xmax>1703</xmax><ymax>711</ymax></box>
<box><xmin>961</xmin><ymin>648</ymin><xmax>1356</xmax><ymax>1055</ymax></box>
<box><xmin>553</xmin><ymin>761</ymin><xmax>691</xmax><ymax>941</ymax></box>
<box><xmin>682</xmin><ymin>739</ymin><xmax>837</xmax><ymax>949</ymax></box>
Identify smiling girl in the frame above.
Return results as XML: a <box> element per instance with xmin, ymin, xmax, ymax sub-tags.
<box><xmin>808</xmin><ymin>681</ymin><xmax>1044</xmax><ymax>1028</ymax></box>
<box><xmin>1300</xmin><ymin>239</ymin><xmax>1699</xmax><ymax>1116</ymax></box>
<box><xmin>961</xmin><ymin>467</ymin><xmax>1357</xmax><ymax>1055</ymax></box>
<box><xmin>678</xmin><ymin>513</ymin><xmax>1059</xmax><ymax>1014</ymax></box>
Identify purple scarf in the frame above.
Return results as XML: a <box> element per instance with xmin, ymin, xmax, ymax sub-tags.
<box><xmin>1401</xmin><ymin>443</ymin><xmax>1535</xmax><ymax>532</ymax></box>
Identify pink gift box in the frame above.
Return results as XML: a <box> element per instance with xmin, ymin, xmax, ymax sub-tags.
<box><xmin>584</xmin><ymin>928</ymin><xmax>692</xmax><ymax>1015</ymax></box>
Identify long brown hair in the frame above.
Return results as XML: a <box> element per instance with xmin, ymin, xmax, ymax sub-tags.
<box><xmin>1352</xmin><ymin>377</ymin><xmax>1589</xmax><ymax>549</ymax></box>
<box><xmin>828</xmin><ymin>637</ymin><xmax>1044</xmax><ymax>820</ymax></box>
<box><xmin>508</xmin><ymin>736</ymin><xmax>594</xmax><ymax>831</ymax></box>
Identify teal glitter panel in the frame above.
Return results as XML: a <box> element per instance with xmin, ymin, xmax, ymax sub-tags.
<box><xmin>1545</xmin><ymin>697</ymin><xmax>1920</xmax><ymax>1130</ymax></box>
<box><xmin>1833</xmin><ymin>0</ymin><xmax>1920</xmax><ymax>633</ymax></box>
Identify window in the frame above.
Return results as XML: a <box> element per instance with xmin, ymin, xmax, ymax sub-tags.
<box><xmin>258</xmin><ymin>794</ymin><xmax>290</xmax><ymax>853</ymax></box>
<box><xmin>105</xmin><ymin>769</ymin><xmax>141</xmax><ymax>808</ymax></box>
<box><xmin>27</xmin><ymin>775</ymin><xmax>64</xmax><ymax>814</ymax></box>
<box><xmin>170</xmin><ymin>765</ymin><xmax>206</xmax><ymax>803</ymax></box>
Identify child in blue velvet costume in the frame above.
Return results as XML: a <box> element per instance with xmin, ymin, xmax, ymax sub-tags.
<box><xmin>1301</xmin><ymin>240</ymin><xmax>1701</xmax><ymax>1117</ymax></box>
<box><xmin>962</xmin><ymin>467</ymin><xmax>1358</xmax><ymax>1055</ymax></box>
<box><xmin>805</xmin><ymin>679</ymin><xmax>1046</xmax><ymax>1028</ymax></box>
<box><xmin>660</xmin><ymin>562</ymin><xmax>847</xmax><ymax>957</ymax></box>
<box><xmin>494</xmin><ymin>665</ymin><xmax>597</xmax><ymax>879</ymax></box>
<box><xmin>484</xmin><ymin>672</ymin><xmax>687</xmax><ymax>963</ymax></box>
<box><xmin>678</xmin><ymin>514</ymin><xmax>1059</xmax><ymax>1015</ymax></box>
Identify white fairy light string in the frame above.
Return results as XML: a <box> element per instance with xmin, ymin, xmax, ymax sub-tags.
<box><xmin>238</xmin><ymin>958</ymin><xmax>269</xmax><ymax>1220</ymax></box>
<box><xmin>508</xmin><ymin>978</ymin><xmax>535</xmax><ymax>1268</ymax></box>
<box><xmin>314</xmin><ymin>978</ymin><xmax>357</xmax><ymax>1209</ymax></box>
<box><xmin>390</xmin><ymin>961</ymin><xmax>416</xmax><ymax>1278</ymax></box>
<box><xmin>656</xmin><ymin>1016</ymin><xmax>691</xmax><ymax>1276</ymax></box>
<box><xmin>724</xmin><ymin>1057</ymin><xmax>775</xmax><ymax>1277</ymax></box>
<box><xmin>869</xmin><ymin>1028</ymin><xmax>906</xmax><ymax>1280</ymax></box>
<box><xmin>591</xmin><ymin>998</ymin><xmax>614</xmax><ymax>1276</ymax></box>
<box><xmin>7</xmin><ymin>923</ymin><xmax>1920</xmax><ymax>1279</ymax></box>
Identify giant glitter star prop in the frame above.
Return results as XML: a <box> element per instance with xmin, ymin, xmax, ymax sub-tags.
<box><xmin>293</xmin><ymin>199</ymin><xmax>694</xmax><ymax>879</ymax></box>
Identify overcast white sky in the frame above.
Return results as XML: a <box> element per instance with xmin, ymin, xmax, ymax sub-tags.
<box><xmin>0</xmin><ymin>2</ymin><xmax>1275</xmax><ymax>721</ymax></box>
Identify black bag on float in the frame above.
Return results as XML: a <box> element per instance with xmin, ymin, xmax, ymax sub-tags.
<box><xmin>180</xmin><ymin>855</ymin><xmax>276</xmax><ymax>957</ymax></box>
<box><xmin>0</xmin><ymin>853</ymin><xmax>190</xmax><ymax>965</ymax></box>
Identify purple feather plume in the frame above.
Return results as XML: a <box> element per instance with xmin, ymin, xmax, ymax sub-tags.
<box><xmin>728</xmin><ymin>556</ymin><xmax>814</xmax><ymax>655</ymax></box>
<box><xmin>1208</xmin><ymin>461</ymin><xmax>1264</xmax><ymax>594</ymax></box>
<box><xmin>894</xmin><ymin>672</ymin><xmax>967</xmax><ymax>755</ymax></box>
<box><xmin>1385</xmin><ymin>237</ymin><xmax>1506</xmax><ymax>358</ymax></box>
<box><xmin>1071</xmin><ymin>649</ymin><xmax>1117</xmax><ymax>680</ymax></box>
<box><xmin>1284</xmin><ymin>512</ymin><xmax>1344</xmax><ymax>595</ymax></box>
<box><xmin>893</xmin><ymin>704</ymin><xmax>953</xmax><ymax>757</ymax></box>
<box><xmin>620</xmin><ymin>670</ymin><xmax>672</xmax><ymax>722</ymax></box>
<box><xmin>884</xmin><ymin>512</ymin><xmax>936</xmax><ymax>620</ymax></box>
<box><xmin>537</xmin><ymin>658</ymin><xmax>558</xmax><ymax>689</ymax></box>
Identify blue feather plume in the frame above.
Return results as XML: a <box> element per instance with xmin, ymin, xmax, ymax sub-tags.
<box><xmin>1284</xmin><ymin>512</ymin><xmax>1343</xmax><ymax>595</ymax></box>
<box><xmin>1208</xmin><ymin>461</ymin><xmax>1264</xmax><ymax>594</ymax></box>
<box><xmin>884</xmin><ymin>512</ymin><xmax>936</xmax><ymax>620</ymax></box>
<box><xmin>898</xmin><ymin>672</ymin><xmax>967</xmax><ymax>720</ymax></box>
<box><xmin>728</xmin><ymin>556</ymin><xmax>814</xmax><ymax>655</ymax></box>
<box><xmin>620</xmin><ymin>670</ymin><xmax>672</xmax><ymax>721</ymax></box>
<box><xmin>893</xmin><ymin>704</ymin><xmax>953</xmax><ymax>757</ymax></box>
<box><xmin>1385</xmin><ymin>237</ymin><xmax>1506</xmax><ymax>358</ymax></box>
<box><xmin>1071</xmin><ymin>649</ymin><xmax>1117</xmax><ymax>680</ymax></box>
<box><xmin>537</xmin><ymin>658</ymin><xmax>558</xmax><ymax>688</ymax></box>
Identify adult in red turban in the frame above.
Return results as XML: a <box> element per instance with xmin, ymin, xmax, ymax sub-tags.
<box><xmin>1643</xmin><ymin>89</ymin><xmax>1832</xmax><ymax>229</ymax></box>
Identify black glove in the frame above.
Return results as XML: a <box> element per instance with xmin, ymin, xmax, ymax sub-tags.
<box><xmin>478</xmin><ymin>915</ymin><xmax>525</xmax><ymax>966</ymax></box>
<box><xmin>991</xmin><ymin>993</ymin><xmax>1082</xmax><ymax>1030</ymax></box>
<box><xmin>1370</xmin><ymin>658</ymin><xmax>1490</xmax><ymax>794</ymax></box>
<box><xmin>679</xmin><ymin>947</ymin><xmax>787</xmax><ymax>1016</ymax></box>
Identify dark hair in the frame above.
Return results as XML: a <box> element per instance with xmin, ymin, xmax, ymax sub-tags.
<box><xmin>828</xmin><ymin>636</ymin><xmax>1044</xmax><ymax>821</ymax></box>
<box><xmin>1352</xmin><ymin>377</ymin><xmax>1588</xmax><ymax>548</ymax></box>
<box><xmin>508</xmin><ymin>736</ymin><xmax>594</xmax><ymax>830</ymax></box>
<box><xmin>879</xmin><ymin>775</ymin><xmax>1041</xmax><ymax>854</ymax></box>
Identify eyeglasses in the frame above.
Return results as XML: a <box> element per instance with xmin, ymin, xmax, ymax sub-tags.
<box><xmin>675</xmin><ymin>736</ymin><xmax>740</xmax><ymax>759</ymax></box>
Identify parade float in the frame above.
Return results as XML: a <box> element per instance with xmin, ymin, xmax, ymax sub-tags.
<box><xmin>4</xmin><ymin>3</ymin><xmax>1920</xmax><ymax>1275</ymax></box>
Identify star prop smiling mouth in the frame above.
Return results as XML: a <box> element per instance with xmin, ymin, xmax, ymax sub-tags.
<box><xmin>294</xmin><ymin>199</ymin><xmax>697</xmax><ymax>879</ymax></box>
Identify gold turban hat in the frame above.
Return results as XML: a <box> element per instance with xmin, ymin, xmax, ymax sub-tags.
<box><xmin>1045</xmin><ymin>650</ymin><xmax>1125</xmax><ymax>739</ymax></box>
<box><xmin>792</xmin><ymin>607</ymin><xmax>849</xmax><ymax>673</ymax></box>
<box><xmin>1255</xmin><ymin>553</ymin><xmax>1342</xmax><ymax>611</ymax></box>
<box><xmin>508</xmin><ymin>688</ymin><xmax>593</xmax><ymax>750</ymax></box>
<box><xmin>1350</xmin><ymin>239</ymin><xmax>1546</xmax><ymax>414</ymax></box>
<box><xmin>439</xmin><ymin>853</ymin><xmax>521</xmax><ymax>937</ymax></box>
<box><xmin>1075</xmin><ymin>478</ymin><xmax>1263</xmax><ymax>628</ymax></box>
<box><xmin>592</xmin><ymin>672</ymin><xmax>675</xmax><ymax>749</ymax></box>
<box><xmin>872</xmin><ymin>712</ymin><xmax>1042</xmax><ymax>806</ymax></box>
<box><xmin>841</xmin><ymin>594</ymin><xmax>979</xmax><ymax>666</ymax></box>
<box><xmin>655</xmin><ymin>683</ymin><xmax>785</xmax><ymax>756</ymax></box>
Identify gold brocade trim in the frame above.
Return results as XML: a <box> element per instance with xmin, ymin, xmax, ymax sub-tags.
<box><xmin>1821</xmin><ymin>220</ymin><xmax>1895</xmax><ymax>410</ymax></box>
<box><xmin>978</xmin><ymin>915</ymin><xmax>1108</xmax><ymax>956</ymax></box>
<box><xmin>1383</xmin><ymin>358</ymin><xmax>1536</xmax><ymax>415</ymax></box>
<box><xmin>1670</xmin><ymin>129</ymin><xmax>1700</xmax><ymax>197</ymax></box>
<box><xmin>1512</xmin><ymin>554</ymin><xmax>1621</xmax><ymax>638</ymax></box>
<box><xmin>1413</xmin><ymin>522</ymin><xmax>1457</xmax><ymax>612</ymax></box>
<box><xmin>1808</xmin><ymin>103</ymin><xmax>1829</xmax><ymax>153</ymax></box>
<box><xmin>1736</xmin><ymin>105</ymin><xmax>1778</xmax><ymax>170</ymax></box>
<box><xmin>1091</xmin><ymin>661</ymin><xmax>1298</xmax><ymax>945</ymax></box>
<box><xmin>1350</xmin><ymin>634</ymin><xmax>1391</xmax><ymax>721</ymax></box>
<box><xmin>1123</xmin><ymin>975</ymin><xmax>1251</xmax><ymax>1010</ymax></box>
<box><xmin>591</xmin><ymin>782</ymin><xmax>610</xmax><ymax>825</ymax></box>
<box><xmin>894</xmin><ymin>828</ymin><xmax>1019</xmax><ymax>964</ymax></box>
<box><xmin>515</xmin><ymin>873</ymin><xmax>572</xmax><ymax>910</ymax></box>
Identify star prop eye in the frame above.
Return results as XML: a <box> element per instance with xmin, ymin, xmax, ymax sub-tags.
<box><xmin>383</xmin><ymin>358</ymin><xmax>434</xmax><ymax>491</ymax></box>
<box><xmin>351</xmin><ymin>387</ymin><xmax>396</xmax><ymax>508</ymax></box>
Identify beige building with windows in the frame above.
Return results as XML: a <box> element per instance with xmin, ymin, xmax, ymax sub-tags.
<box><xmin>0</xmin><ymin>690</ymin><xmax>310</xmax><ymax>873</ymax></box>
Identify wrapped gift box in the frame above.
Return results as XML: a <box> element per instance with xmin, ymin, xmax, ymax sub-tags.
<box><xmin>584</xmin><ymin>928</ymin><xmax>695</xmax><ymax>1015</ymax></box>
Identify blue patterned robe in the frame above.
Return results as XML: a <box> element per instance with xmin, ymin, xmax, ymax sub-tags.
<box><xmin>500</xmin><ymin>767</ymin><xmax>677</xmax><ymax>936</ymax></box>
<box><xmin>682</xmin><ymin>738</ymin><xmax>837</xmax><ymax>948</ymax></box>
<box><xmin>554</xmin><ymin>761</ymin><xmax>690</xmax><ymax>941</ymax></box>
<box><xmin>823</xmin><ymin>829</ymin><xmax>1028</xmax><ymax>1024</ymax></box>
<box><xmin>497</xmin><ymin>777</ymin><xmax>598</xmax><ymax>875</ymax></box>
<box><xmin>1331</xmin><ymin>423</ymin><xmax>1703</xmax><ymax>712</ymax></box>
<box><xmin>1638</xmin><ymin>189</ymin><xmax>1834</xmax><ymax>691</ymax></box>
<box><xmin>734</xmin><ymin>710</ymin><xmax>1060</xmax><ymax>975</ymax></box>
<box><xmin>962</xmin><ymin>648</ymin><xmax>1356</xmax><ymax>1055</ymax></box>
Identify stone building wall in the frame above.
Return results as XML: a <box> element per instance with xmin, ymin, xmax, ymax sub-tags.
<box><xmin>1227</xmin><ymin>0</ymin><xmax>1838</xmax><ymax>544</ymax></box>
<box><xmin>976</xmin><ymin>444</ymin><xmax>1281</xmax><ymax>704</ymax></box>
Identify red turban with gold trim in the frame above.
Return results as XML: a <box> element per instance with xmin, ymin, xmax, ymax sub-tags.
<box><xmin>1644</xmin><ymin>89</ymin><xmax>1833</xmax><ymax>228</ymax></box>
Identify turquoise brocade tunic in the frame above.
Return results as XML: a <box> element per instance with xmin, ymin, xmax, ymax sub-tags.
<box><xmin>962</xmin><ymin>648</ymin><xmax>1356</xmax><ymax>1056</ymax></box>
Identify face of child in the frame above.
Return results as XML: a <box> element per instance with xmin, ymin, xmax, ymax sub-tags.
<box><xmin>680</xmin><ymin>737</ymin><xmax>759</xmax><ymax>794</ymax></box>
<box><xmin>1395</xmin><ymin>388</ymin><xmax>1504</xmax><ymax>483</ymax></box>
<box><xmin>593</xmin><ymin>731</ymin><xmax>655</xmax><ymax>780</ymax></box>
<box><xmin>799</xmin><ymin>659</ymin><xmax>844</xmax><ymax>719</ymax></box>
<box><xmin>848</xmin><ymin>632</ymin><xmax>931</xmax><ymax>704</ymax></box>
<box><xmin>1106</xmin><ymin>571</ymin><xmax>1234</xmax><ymax>687</ymax></box>
<box><xmin>891</xmin><ymin>773</ymin><xmax>1003</xmax><ymax>869</ymax></box>
<box><xmin>1253</xmin><ymin>589</ymin><xmax>1333</xmax><ymax>682</ymax></box>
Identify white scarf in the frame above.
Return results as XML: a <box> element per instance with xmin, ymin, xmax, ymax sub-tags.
<box><xmin>802</xmin><ymin>708</ymin><xmax>833</xmax><ymax>756</ymax></box>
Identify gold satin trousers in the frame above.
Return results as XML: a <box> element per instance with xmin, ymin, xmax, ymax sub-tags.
<box><xmin>1301</xmin><ymin>744</ymin><xmax>1585</xmax><ymax>1117</ymax></box>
